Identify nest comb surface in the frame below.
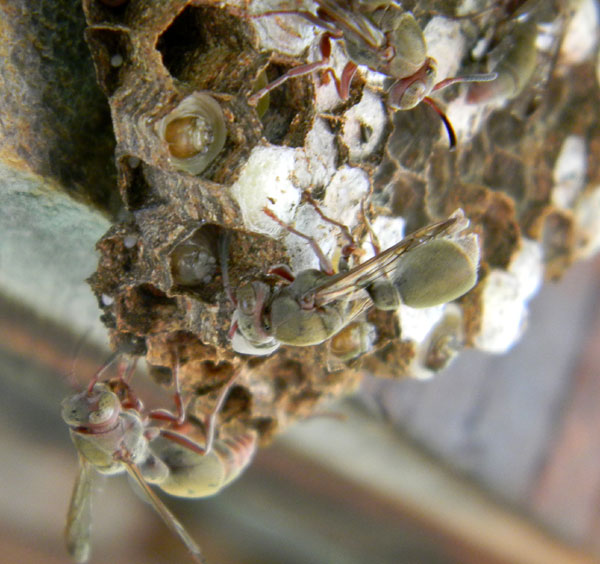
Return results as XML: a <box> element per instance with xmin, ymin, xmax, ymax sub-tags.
<box><xmin>84</xmin><ymin>0</ymin><xmax>600</xmax><ymax>442</ymax></box>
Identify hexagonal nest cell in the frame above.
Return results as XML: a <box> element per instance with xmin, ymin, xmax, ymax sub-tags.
<box><xmin>156</xmin><ymin>3</ymin><xmax>314</xmax><ymax>149</ymax></box>
<box><xmin>157</xmin><ymin>5</ymin><xmax>261</xmax><ymax>94</ymax></box>
<box><xmin>81</xmin><ymin>0</ymin><xmax>600</xmax><ymax>446</ymax></box>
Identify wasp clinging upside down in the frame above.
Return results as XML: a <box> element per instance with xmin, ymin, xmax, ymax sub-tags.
<box><xmin>225</xmin><ymin>204</ymin><xmax>480</xmax><ymax>356</ymax></box>
<box><xmin>62</xmin><ymin>356</ymin><xmax>256</xmax><ymax>563</ymax></box>
<box><xmin>249</xmin><ymin>0</ymin><xmax>497</xmax><ymax>149</ymax></box>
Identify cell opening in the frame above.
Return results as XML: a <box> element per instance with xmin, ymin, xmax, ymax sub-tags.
<box><xmin>156</xmin><ymin>5</ymin><xmax>257</xmax><ymax>94</ymax></box>
<box><xmin>257</xmin><ymin>61</ymin><xmax>315</xmax><ymax>148</ymax></box>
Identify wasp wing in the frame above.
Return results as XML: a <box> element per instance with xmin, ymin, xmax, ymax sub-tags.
<box><xmin>65</xmin><ymin>456</ymin><xmax>94</xmax><ymax>563</ymax></box>
<box><xmin>123</xmin><ymin>462</ymin><xmax>206</xmax><ymax>564</ymax></box>
<box><xmin>310</xmin><ymin>215</ymin><xmax>462</xmax><ymax>307</ymax></box>
<box><xmin>314</xmin><ymin>0</ymin><xmax>386</xmax><ymax>48</ymax></box>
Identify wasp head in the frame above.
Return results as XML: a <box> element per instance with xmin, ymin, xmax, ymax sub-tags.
<box><xmin>232</xmin><ymin>281</ymin><xmax>280</xmax><ymax>355</ymax></box>
<box><xmin>387</xmin><ymin>57</ymin><xmax>437</xmax><ymax>110</ymax></box>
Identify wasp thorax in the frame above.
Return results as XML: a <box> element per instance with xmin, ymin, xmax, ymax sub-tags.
<box><xmin>157</xmin><ymin>92</ymin><xmax>226</xmax><ymax>175</ymax></box>
<box><xmin>367</xmin><ymin>280</ymin><xmax>401</xmax><ymax>311</ymax></box>
<box><xmin>390</xmin><ymin>59</ymin><xmax>437</xmax><ymax>110</ymax></box>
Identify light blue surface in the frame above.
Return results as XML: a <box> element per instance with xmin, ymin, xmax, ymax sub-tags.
<box><xmin>0</xmin><ymin>163</ymin><xmax>111</xmax><ymax>344</ymax></box>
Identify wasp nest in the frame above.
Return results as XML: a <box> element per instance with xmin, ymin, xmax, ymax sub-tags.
<box><xmin>86</xmin><ymin>0</ymin><xmax>600</xmax><ymax>444</ymax></box>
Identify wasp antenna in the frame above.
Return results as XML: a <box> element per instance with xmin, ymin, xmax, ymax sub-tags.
<box><xmin>423</xmin><ymin>97</ymin><xmax>457</xmax><ymax>151</ymax></box>
<box><xmin>432</xmin><ymin>72</ymin><xmax>498</xmax><ymax>92</ymax></box>
<box><xmin>86</xmin><ymin>351</ymin><xmax>121</xmax><ymax>394</ymax></box>
<box><xmin>66</xmin><ymin>328</ymin><xmax>95</xmax><ymax>389</ymax></box>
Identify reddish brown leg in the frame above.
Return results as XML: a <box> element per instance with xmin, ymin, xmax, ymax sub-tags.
<box><xmin>150</xmin><ymin>357</ymin><xmax>239</xmax><ymax>457</ymax></box>
<box><xmin>302</xmin><ymin>191</ymin><xmax>363</xmax><ymax>270</ymax></box>
<box><xmin>303</xmin><ymin>191</ymin><xmax>355</xmax><ymax>249</ymax></box>
<box><xmin>248</xmin><ymin>33</ymin><xmax>339</xmax><ymax>105</ymax></box>
<box><xmin>360</xmin><ymin>199</ymin><xmax>381</xmax><ymax>255</ymax></box>
<box><xmin>227</xmin><ymin>319</ymin><xmax>239</xmax><ymax>340</ymax></box>
<box><xmin>109</xmin><ymin>359</ymin><xmax>143</xmax><ymax>412</ymax></box>
<box><xmin>148</xmin><ymin>353</ymin><xmax>187</xmax><ymax>426</ymax></box>
<box><xmin>268</xmin><ymin>264</ymin><xmax>296</xmax><ymax>282</ymax></box>
<box><xmin>263</xmin><ymin>207</ymin><xmax>335</xmax><ymax>274</ymax></box>
<box><xmin>338</xmin><ymin>61</ymin><xmax>358</xmax><ymax>100</ymax></box>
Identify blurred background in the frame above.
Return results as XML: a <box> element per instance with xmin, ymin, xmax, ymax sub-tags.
<box><xmin>1</xmin><ymin>252</ymin><xmax>600</xmax><ymax>563</ymax></box>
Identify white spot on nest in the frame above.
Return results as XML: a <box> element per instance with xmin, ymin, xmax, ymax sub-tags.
<box><xmin>341</xmin><ymin>89</ymin><xmax>386</xmax><ymax>161</ymax></box>
<box><xmin>560</xmin><ymin>0</ymin><xmax>599</xmax><ymax>65</ymax></box>
<box><xmin>456</xmin><ymin>0</ymin><xmax>483</xmax><ymax>17</ymax></box>
<box><xmin>475</xmin><ymin>270</ymin><xmax>527</xmax><ymax>353</ymax></box>
<box><xmin>574</xmin><ymin>185</ymin><xmax>600</xmax><ymax>258</ymax></box>
<box><xmin>123</xmin><ymin>235</ymin><xmax>138</xmax><ymax>248</ymax></box>
<box><xmin>110</xmin><ymin>54</ymin><xmax>124</xmax><ymax>67</ymax></box>
<box><xmin>399</xmin><ymin>303</ymin><xmax>446</xmax><ymax>344</ymax></box>
<box><xmin>410</xmin><ymin>303</ymin><xmax>463</xmax><ymax>380</ymax></box>
<box><xmin>362</xmin><ymin>215</ymin><xmax>406</xmax><ymax>260</ymax></box>
<box><xmin>446</xmin><ymin>95</ymin><xmax>488</xmax><ymax>145</ymax></box>
<box><xmin>283</xmin><ymin>203</ymin><xmax>338</xmax><ymax>272</ymax></box>
<box><xmin>284</xmin><ymin>166</ymin><xmax>370</xmax><ymax>271</ymax></box>
<box><xmin>230</xmin><ymin>146</ymin><xmax>301</xmax><ymax>236</ymax></box>
<box><xmin>423</xmin><ymin>17</ymin><xmax>466</xmax><ymax>81</ymax></box>
<box><xmin>552</xmin><ymin>135</ymin><xmax>587</xmax><ymax>209</ymax></box>
<box><xmin>360</xmin><ymin>67</ymin><xmax>388</xmax><ymax>90</ymax></box>
<box><xmin>508</xmin><ymin>238</ymin><xmax>544</xmax><ymax>303</ymax></box>
<box><xmin>101</xmin><ymin>294</ymin><xmax>114</xmax><ymax>306</ymax></box>
<box><xmin>323</xmin><ymin>166</ymin><xmax>370</xmax><ymax>229</ymax></box>
<box><xmin>424</xmin><ymin>17</ymin><xmax>481</xmax><ymax>144</ymax></box>
<box><xmin>475</xmin><ymin>239</ymin><xmax>543</xmax><ymax>353</ymax></box>
<box><xmin>295</xmin><ymin>118</ymin><xmax>337</xmax><ymax>188</ymax></box>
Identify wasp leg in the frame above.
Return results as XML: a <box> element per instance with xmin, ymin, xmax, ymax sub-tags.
<box><xmin>148</xmin><ymin>354</ymin><xmax>187</xmax><ymax>426</ymax></box>
<box><xmin>323</xmin><ymin>60</ymin><xmax>358</xmax><ymax>100</ymax></box>
<box><xmin>360</xmin><ymin>199</ymin><xmax>381</xmax><ymax>255</ymax></box>
<box><xmin>249</xmin><ymin>33</ymin><xmax>339</xmax><ymax>105</ymax></box>
<box><xmin>263</xmin><ymin>207</ymin><xmax>335</xmax><ymax>274</ymax></box>
<box><xmin>302</xmin><ymin>191</ymin><xmax>364</xmax><ymax>271</ymax></box>
<box><xmin>151</xmin><ymin>365</ymin><xmax>239</xmax><ymax>457</ymax></box>
<box><xmin>109</xmin><ymin>357</ymin><xmax>143</xmax><ymax>411</ymax></box>
<box><xmin>268</xmin><ymin>264</ymin><xmax>296</xmax><ymax>282</ymax></box>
